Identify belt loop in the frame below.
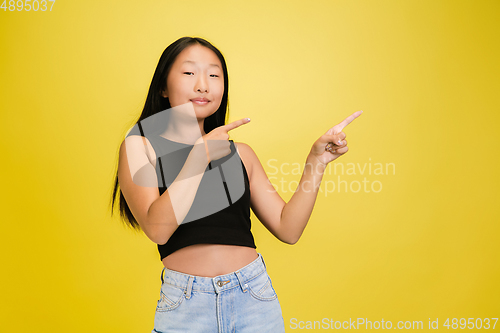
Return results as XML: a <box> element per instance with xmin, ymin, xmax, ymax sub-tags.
<box><xmin>235</xmin><ymin>270</ymin><xmax>247</xmax><ymax>292</ymax></box>
<box><xmin>185</xmin><ymin>276</ymin><xmax>194</xmax><ymax>299</ymax></box>
<box><xmin>259</xmin><ymin>253</ymin><xmax>266</xmax><ymax>270</ymax></box>
<box><xmin>161</xmin><ymin>267</ymin><xmax>166</xmax><ymax>284</ymax></box>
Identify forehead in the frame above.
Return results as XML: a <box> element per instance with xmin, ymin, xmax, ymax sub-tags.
<box><xmin>174</xmin><ymin>44</ymin><xmax>222</xmax><ymax>68</ymax></box>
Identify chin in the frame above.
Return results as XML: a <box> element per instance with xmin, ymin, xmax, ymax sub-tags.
<box><xmin>194</xmin><ymin>108</ymin><xmax>217</xmax><ymax>119</ymax></box>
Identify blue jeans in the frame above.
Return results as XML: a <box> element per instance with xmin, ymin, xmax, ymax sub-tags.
<box><xmin>151</xmin><ymin>253</ymin><xmax>285</xmax><ymax>333</ymax></box>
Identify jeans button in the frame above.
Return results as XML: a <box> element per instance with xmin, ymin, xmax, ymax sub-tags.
<box><xmin>217</xmin><ymin>281</ymin><xmax>223</xmax><ymax>287</ymax></box>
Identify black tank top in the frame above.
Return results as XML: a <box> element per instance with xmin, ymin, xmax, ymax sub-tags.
<box><xmin>145</xmin><ymin>134</ymin><xmax>256</xmax><ymax>260</ymax></box>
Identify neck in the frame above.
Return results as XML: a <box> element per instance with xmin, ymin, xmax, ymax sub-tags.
<box><xmin>160</xmin><ymin>103</ymin><xmax>206</xmax><ymax>144</ymax></box>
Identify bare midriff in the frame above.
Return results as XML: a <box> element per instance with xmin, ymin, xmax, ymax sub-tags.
<box><xmin>161</xmin><ymin>244</ymin><xmax>259</xmax><ymax>278</ymax></box>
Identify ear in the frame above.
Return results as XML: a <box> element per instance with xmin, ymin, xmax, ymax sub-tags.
<box><xmin>161</xmin><ymin>88</ymin><xmax>168</xmax><ymax>98</ymax></box>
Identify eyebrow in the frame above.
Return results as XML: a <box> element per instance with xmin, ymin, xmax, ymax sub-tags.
<box><xmin>183</xmin><ymin>60</ymin><xmax>221</xmax><ymax>69</ymax></box>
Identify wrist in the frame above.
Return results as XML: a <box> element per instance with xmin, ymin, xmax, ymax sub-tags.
<box><xmin>189</xmin><ymin>142</ymin><xmax>210</xmax><ymax>167</ymax></box>
<box><xmin>305</xmin><ymin>154</ymin><xmax>327</xmax><ymax>174</ymax></box>
<box><xmin>194</xmin><ymin>137</ymin><xmax>212</xmax><ymax>163</ymax></box>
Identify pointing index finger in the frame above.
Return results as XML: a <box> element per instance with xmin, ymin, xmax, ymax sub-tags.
<box><xmin>224</xmin><ymin>118</ymin><xmax>251</xmax><ymax>132</ymax></box>
<box><xmin>334</xmin><ymin>110</ymin><xmax>363</xmax><ymax>133</ymax></box>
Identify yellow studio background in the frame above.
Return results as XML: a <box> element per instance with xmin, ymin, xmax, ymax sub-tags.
<box><xmin>1</xmin><ymin>0</ymin><xmax>499</xmax><ymax>332</ymax></box>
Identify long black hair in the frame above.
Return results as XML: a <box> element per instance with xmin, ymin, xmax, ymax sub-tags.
<box><xmin>109</xmin><ymin>36</ymin><xmax>230</xmax><ymax>231</ymax></box>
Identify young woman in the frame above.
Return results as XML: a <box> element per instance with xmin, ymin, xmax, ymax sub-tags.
<box><xmin>110</xmin><ymin>36</ymin><xmax>362</xmax><ymax>333</ymax></box>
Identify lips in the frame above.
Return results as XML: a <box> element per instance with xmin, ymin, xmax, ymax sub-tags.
<box><xmin>191</xmin><ymin>98</ymin><xmax>209</xmax><ymax>105</ymax></box>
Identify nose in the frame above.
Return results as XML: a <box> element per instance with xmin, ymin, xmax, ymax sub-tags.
<box><xmin>195</xmin><ymin>73</ymin><xmax>208</xmax><ymax>93</ymax></box>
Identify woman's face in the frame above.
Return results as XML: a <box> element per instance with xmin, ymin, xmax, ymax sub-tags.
<box><xmin>162</xmin><ymin>44</ymin><xmax>224</xmax><ymax>119</ymax></box>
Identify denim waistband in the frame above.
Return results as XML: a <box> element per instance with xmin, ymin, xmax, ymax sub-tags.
<box><xmin>160</xmin><ymin>253</ymin><xmax>267</xmax><ymax>297</ymax></box>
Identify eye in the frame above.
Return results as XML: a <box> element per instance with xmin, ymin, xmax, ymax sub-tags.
<box><xmin>210</xmin><ymin>74</ymin><xmax>219</xmax><ymax>78</ymax></box>
<box><xmin>183</xmin><ymin>72</ymin><xmax>194</xmax><ymax>75</ymax></box>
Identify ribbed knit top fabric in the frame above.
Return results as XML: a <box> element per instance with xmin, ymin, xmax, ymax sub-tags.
<box><xmin>145</xmin><ymin>133</ymin><xmax>256</xmax><ymax>260</ymax></box>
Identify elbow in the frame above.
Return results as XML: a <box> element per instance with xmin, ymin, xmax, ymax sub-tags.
<box><xmin>142</xmin><ymin>220</ymin><xmax>171</xmax><ymax>245</ymax></box>
<box><xmin>151</xmin><ymin>234</ymin><xmax>169</xmax><ymax>246</ymax></box>
<box><xmin>143</xmin><ymin>208</ymin><xmax>178</xmax><ymax>245</ymax></box>
<box><xmin>276</xmin><ymin>222</ymin><xmax>303</xmax><ymax>245</ymax></box>
<box><xmin>143</xmin><ymin>229</ymin><xmax>166</xmax><ymax>245</ymax></box>
<box><xmin>281</xmin><ymin>234</ymin><xmax>301</xmax><ymax>245</ymax></box>
<box><xmin>149</xmin><ymin>225</ymin><xmax>172</xmax><ymax>245</ymax></box>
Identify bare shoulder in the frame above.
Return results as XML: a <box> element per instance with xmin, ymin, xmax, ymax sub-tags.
<box><xmin>233</xmin><ymin>141</ymin><xmax>257</xmax><ymax>180</ymax></box>
<box><xmin>233</xmin><ymin>141</ymin><xmax>253</xmax><ymax>153</ymax></box>
<box><xmin>120</xmin><ymin>135</ymin><xmax>157</xmax><ymax>167</ymax></box>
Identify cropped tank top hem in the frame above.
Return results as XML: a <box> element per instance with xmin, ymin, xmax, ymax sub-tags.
<box><xmin>158</xmin><ymin>225</ymin><xmax>257</xmax><ymax>261</ymax></box>
<box><xmin>142</xmin><ymin>133</ymin><xmax>256</xmax><ymax>261</ymax></box>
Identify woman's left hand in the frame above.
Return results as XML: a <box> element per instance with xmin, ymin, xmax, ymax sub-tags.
<box><xmin>309</xmin><ymin>110</ymin><xmax>363</xmax><ymax>166</ymax></box>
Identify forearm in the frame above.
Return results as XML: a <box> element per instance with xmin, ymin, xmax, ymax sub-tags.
<box><xmin>279</xmin><ymin>154</ymin><xmax>326</xmax><ymax>244</ymax></box>
<box><xmin>146</xmin><ymin>143</ymin><xmax>209</xmax><ymax>244</ymax></box>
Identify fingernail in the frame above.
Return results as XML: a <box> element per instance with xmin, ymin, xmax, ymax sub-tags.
<box><xmin>246</xmin><ymin>118</ymin><xmax>251</xmax><ymax>122</ymax></box>
<box><xmin>338</xmin><ymin>140</ymin><xmax>342</xmax><ymax>145</ymax></box>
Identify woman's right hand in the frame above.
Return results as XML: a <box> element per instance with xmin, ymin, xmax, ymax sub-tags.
<box><xmin>195</xmin><ymin>117</ymin><xmax>251</xmax><ymax>162</ymax></box>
